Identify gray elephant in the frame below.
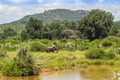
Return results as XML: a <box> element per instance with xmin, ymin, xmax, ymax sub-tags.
<box><xmin>45</xmin><ymin>46</ymin><xmax>58</xmax><ymax>53</ymax></box>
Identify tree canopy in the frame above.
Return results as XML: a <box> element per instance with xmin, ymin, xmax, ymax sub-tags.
<box><xmin>21</xmin><ymin>17</ymin><xmax>43</xmax><ymax>40</ymax></box>
<box><xmin>78</xmin><ymin>9</ymin><xmax>114</xmax><ymax>40</ymax></box>
<box><xmin>0</xmin><ymin>28</ymin><xmax>17</xmax><ymax>39</ymax></box>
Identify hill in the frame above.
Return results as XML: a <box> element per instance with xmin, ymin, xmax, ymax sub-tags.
<box><xmin>0</xmin><ymin>9</ymin><xmax>89</xmax><ymax>33</ymax></box>
<box><xmin>12</xmin><ymin>9</ymin><xmax>89</xmax><ymax>24</ymax></box>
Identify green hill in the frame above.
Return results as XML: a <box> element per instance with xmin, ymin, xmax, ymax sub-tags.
<box><xmin>0</xmin><ymin>9</ymin><xmax>89</xmax><ymax>33</ymax></box>
<box><xmin>12</xmin><ymin>9</ymin><xmax>89</xmax><ymax>24</ymax></box>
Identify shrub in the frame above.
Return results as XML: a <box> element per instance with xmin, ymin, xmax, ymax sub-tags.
<box><xmin>102</xmin><ymin>39</ymin><xmax>113</xmax><ymax>47</ymax></box>
<box><xmin>85</xmin><ymin>48</ymin><xmax>106</xmax><ymax>59</ymax></box>
<box><xmin>31</xmin><ymin>42</ymin><xmax>47</xmax><ymax>52</ymax></box>
<box><xmin>78</xmin><ymin>39</ymin><xmax>89</xmax><ymax>51</ymax></box>
<box><xmin>89</xmin><ymin>39</ymin><xmax>102</xmax><ymax>48</ymax></box>
<box><xmin>102</xmin><ymin>36</ymin><xmax>120</xmax><ymax>47</ymax></box>
<box><xmin>86</xmin><ymin>47</ymin><xmax>116</xmax><ymax>59</ymax></box>
<box><xmin>2</xmin><ymin>48</ymin><xmax>39</xmax><ymax>76</ymax></box>
<box><xmin>105</xmin><ymin>51</ymin><xmax>116</xmax><ymax>59</ymax></box>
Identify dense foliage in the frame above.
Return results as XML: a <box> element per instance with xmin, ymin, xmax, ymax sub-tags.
<box><xmin>0</xmin><ymin>28</ymin><xmax>17</xmax><ymax>39</ymax></box>
<box><xmin>78</xmin><ymin>9</ymin><xmax>114</xmax><ymax>40</ymax></box>
<box><xmin>21</xmin><ymin>17</ymin><xmax>44</xmax><ymax>40</ymax></box>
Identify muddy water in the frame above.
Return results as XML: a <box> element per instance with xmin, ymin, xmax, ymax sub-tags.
<box><xmin>0</xmin><ymin>65</ymin><xmax>115</xmax><ymax>80</ymax></box>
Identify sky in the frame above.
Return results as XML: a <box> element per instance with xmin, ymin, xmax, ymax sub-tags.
<box><xmin>0</xmin><ymin>0</ymin><xmax>120</xmax><ymax>24</ymax></box>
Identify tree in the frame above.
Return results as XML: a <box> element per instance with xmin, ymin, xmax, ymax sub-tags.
<box><xmin>43</xmin><ymin>22</ymin><xmax>64</xmax><ymax>40</ymax></box>
<box><xmin>0</xmin><ymin>28</ymin><xmax>17</xmax><ymax>39</ymax></box>
<box><xmin>78</xmin><ymin>9</ymin><xmax>114</xmax><ymax>40</ymax></box>
<box><xmin>21</xmin><ymin>17</ymin><xmax>43</xmax><ymax>40</ymax></box>
<box><xmin>109</xmin><ymin>22</ymin><xmax>120</xmax><ymax>36</ymax></box>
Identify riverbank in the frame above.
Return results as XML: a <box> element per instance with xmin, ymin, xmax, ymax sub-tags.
<box><xmin>0</xmin><ymin>65</ymin><xmax>115</xmax><ymax>80</ymax></box>
<box><xmin>0</xmin><ymin>50</ymin><xmax>117</xmax><ymax>77</ymax></box>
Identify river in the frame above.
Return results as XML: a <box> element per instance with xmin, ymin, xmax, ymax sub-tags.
<box><xmin>0</xmin><ymin>65</ymin><xmax>117</xmax><ymax>80</ymax></box>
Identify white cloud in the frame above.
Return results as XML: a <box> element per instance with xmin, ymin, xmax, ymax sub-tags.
<box><xmin>99</xmin><ymin>0</ymin><xmax>104</xmax><ymax>2</ymax></box>
<box><xmin>10</xmin><ymin>0</ymin><xmax>29</xmax><ymax>3</ymax></box>
<box><xmin>0</xmin><ymin>1</ymin><xmax>120</xmax><ymax>24</ymax></box>
<box><xmin>37</xmin><ymin>0</ymin><xmax>43</xmax><ymax>3</ymax></box>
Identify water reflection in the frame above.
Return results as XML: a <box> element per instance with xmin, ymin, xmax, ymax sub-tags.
<box><xmin>0</xmin><ymin>65</ymin><xmax>114</xmax><ymax>80</ymax></box>
<box><xmin>79</xmin><ymin>65</ymin><xmax>113</xmax><ymax>80</ymax></box>
<box><xmin>41</xmin><ymin>71</ymin><xmax>84</xmax><ymax>80</ymax></box>
<box><xmin>40</xmin><ymin>65</ymin><xmax>114</xmax><ymax>80</ymax></box>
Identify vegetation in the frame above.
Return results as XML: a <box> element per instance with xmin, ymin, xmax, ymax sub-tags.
<box><xmin>0</xmin><ymin>9</ymin><xmax>120</xmax><ymax>76</ymax></box>
<box><xmin>0</xmin><ymin>28</ymin><xmax>17</xmax><ymax>39</ymax></box>
<box><xmin>21</xmin><ymin>17</ymin><xmax>44</xmax><ymax>40</ymax></box>
<box><xmin>1</xmin><ymin>48</ymin><xmax>39</xmax><ymax>76</ymax></box>
<box><xmin>78</xmin><ymin>9</ymin><xmax>113</xmax><ymax>40</ymax></box>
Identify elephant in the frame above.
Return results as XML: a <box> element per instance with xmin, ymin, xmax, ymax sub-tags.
<box><xmin>45</xmin><ymin>46</ymin><xmax>58</xmax><ymax>53</ymax></box>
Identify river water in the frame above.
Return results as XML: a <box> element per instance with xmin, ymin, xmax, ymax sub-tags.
<box><xmin>0</xmin><ymin>65</ymin><xmax>117</xmax><ymax>80</ymax></box>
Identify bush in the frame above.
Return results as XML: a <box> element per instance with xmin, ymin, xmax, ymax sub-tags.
<box><xmin>86</xmin><ymin>48</ymin><xmax>106</xmax><ymax>59</ymax></box>
<box><xmin>89</xmin><ymin>39</ymin><xmax>102</xmax><ymax>48</ymax></box>
<box><xmin>78</xmin><ymin>39</ymin><xmax>89</xmax><ymax>51</ymax></box>
<box><xmin>102</xmin><ymin>39</ymin><xmax>113</xmax><ymax>47</ymax></box>
<box><xmin>31</xmin><ymin>42</ymin><xmax>47</xmax><ymax>52</ymax></box>
<box><xmin>102</xmin><ymin>36</ymin><xmax>120</xmax><ymax>47</ymax></box>
<box><xmin>86</xmin><ymin>47</ymin><xmax>116</xmax><ymax>59</ymax></box>
<box><xmin>2</xmin><ymin>48</ymin><xmax>39</xmax><ymax>76</ymax></box>
<box><xmin>105</xmin><ymin>51</ymin><xmax>116</xmax><ymax>59</ymax></box>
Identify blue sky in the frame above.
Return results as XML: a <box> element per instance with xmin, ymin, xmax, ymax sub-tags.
<box><xmin>0</xmin><ymin>0</ymin><xmax>120</xmax><ymax>24</ymax></box>
<box><xmin>0</xmin><ymin>0</ymin><xmax>120</xmax><ymax>5</ymax></box>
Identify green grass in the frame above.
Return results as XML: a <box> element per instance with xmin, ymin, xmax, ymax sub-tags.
<box><xmin>3</xmin><ymin>50</ymin><xmax>120</xmax><ymax>71</ymax></box>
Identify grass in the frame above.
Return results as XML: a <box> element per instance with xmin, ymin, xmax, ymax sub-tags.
<box><xmin>34</xmin><ymin>50</ymin><xmax>85</xmax><ymax>69</ymax></box>
<box><xmin>3</xmin><ymin>50</ymin><xmax>120</xmax><ymax>71</ymax></box>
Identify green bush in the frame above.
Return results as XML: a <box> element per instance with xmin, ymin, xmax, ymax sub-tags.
<box><xmin>102</xmin><ymin>36</ymin><xmax>120</xmax><ymax>47</ymax></box>
<box><xmin>86</xmin><ymin>48</ymin><xmax>106</xmax><ymax>59</ymax></box>
<box><xmin>105</xmin><ymin>51</ymin><xmax>116</xmax><ymax>59</ymax></box>
<box><xmin>2</xmin><ymin>48</ymin><xmax>39</xmax><ymax>76</ymax></box>
<box><xmin>102</xmin><ymin>39</ymin><xmax>113</xmax><ymax>47</ymax></box>
<box><xmin>89</xmin><ymin>39</ymin><xmax>102</xmax><ymax>48</ymax></box>
<box><xmin>31</xmin><ymin>42</ymin><xmax>47</xmax><ymax>52</ymax></box>
<box><xmin>78</xmin><ymin>39</ymin><xmax>89</xmax><ymax>51</ymax></box>
<box><xmin>86</xmin><ymin>47</ymin><xmax>116</xmax><ymax>59</ymax></box>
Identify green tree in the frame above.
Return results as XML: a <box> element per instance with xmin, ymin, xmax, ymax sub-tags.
<box><xmin>43</xmin><ymin>22</ymin><xmax>64</xmax><ymax>40</ymax></box>
<box><xmin>0</xmin><ymin>28</ymin><xmax>17</xmax><ymax>39</ymax></box>
<box><xmin>78</xmin><ymin>9</ymin><xmax>114</xmax><ymax>40</ymax></box>
<box><xmin>21</xmin><ymin>17</ymin><xmax>43</xmax><ymax>40</ymax></box>
<box><xmin>109</xmin><ymin>22</ymin><xmax>120</xmax><ymax>36</ymax></box>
